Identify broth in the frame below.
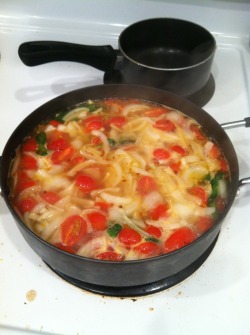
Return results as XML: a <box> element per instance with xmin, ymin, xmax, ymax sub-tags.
<box><xmin>9</xmin><ymin>98</ymin><xmax>229</xmax><ymax>261</ymax></box>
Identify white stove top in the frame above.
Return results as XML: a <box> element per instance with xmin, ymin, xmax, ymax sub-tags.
<box><xmin>1</xmin><ymin>1</ymin><xmax>250</xmax><ymax>334</ymax></box>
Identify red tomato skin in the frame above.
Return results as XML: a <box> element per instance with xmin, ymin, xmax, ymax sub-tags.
<box><xmin>49</xmin><ymin>120</ymin><xmax>61</xmax><ymax>127</ymax></box>
<box><xmin>84</xmin><ymin>116</ymin><xmax>104</xmax><ymax>132</ymax></box>
<box><xmin>153</xmin><ymin>148</ymin><xmax>171</xmax><ymax>160</ymax></box>
<box><xmin>153</xmin><ymin>119</ymin><xmax>176</xmax><ymax>132</ymax></box>
<box><xmin>68</xmin><ymin>156</ymin><xmax>85</xmax><ymax>167</ymax></box>
<box><xmin>18</xmin><ymin>197</ymin><xmax>38</xmax><ymax>214</ymax></box>
<box><xmin>54</xmin><ymin>243</ymin><xmax>76</xmax><ymax>254</ymax></box>
<box><xmin>87</xmin><ymin>212</ymin><xmax>107</xmax><ymax>231</ymax></box>
<box><xmin>171</xmin><ymin>145</ymin><xmax>187</xmax><ymax>156</ymax></box>
<box><xmin>75</xmin><ymin>175</ymin><xmax>96</xmax><ymax>193</ymax></box>
<box><xmin>144</xmin><ymin>107</ymin><xmax>169</xmax><ymax>117</ymax></box>
<box><xmin>169</xmin><ymin>161</ymin><xmax>181</xmax><ymax>173</ymax></box>
<box><xmin>15</xmin><ymin>172</ymin><xmax>36</xmax><ymax>194</ymax></box>
<box><xmin>51</xmin><ymin>147</ymin><xmax>75</xmax><ymax>165</ymax></box>
<box><xmin>118</xmin><ymin>227</ymin><xmax>142</xmax><ymax>246</ymax></box>
<box><xmin>137</xmin><ymin>176</ymin><xmax>157</xmax><ymax>195</ymax></box>
<box><xmin>91</xmin><ymin>136</ymin><xmax>102</xmax><ymax>145</ymax></box>
<box><xmin>22</xmin><ymin>137</ymin><xmax>37</xmax><ymax>152</ymax></box>
<box><xmin>47</xmin><ymin>138</ymin><xmax>70</xmax><ymax>151</ymax></box>
<box><xmin>16</xmin><ymin>180</ymin><xmax>36</xmax><ymax>194</ymax></box>
<box><xmin>19</xmin><ymin>154</ymin><xmax>38</xmax><ymax>170</ymax></box>
<box><xmin>195</xmin><ymin>216</ymin><xmax>214</xmax><ymax>234</ymax></box>
<box><xmin>94</xmin><ymin>201</ymin><xmax>112</xmax><ymax>212</ymax></box>
<box><xmin>134</xmin><ymin>241</ymin><xmax>160</xmax><ymax>256</ymax></box>
<box><xmin>145</xmin><ymin>225</ymin><xmax>162</xmax><ymax>238</ymax></box>
<box><xmin>188</xmin><ymin>186</ymin><xmax>208</xmax><ymax>207</ymax></box>
<box><xmin>149</xmin><ymin>204</ymin><xmax>169</xmax><ymax>220</ymax></box>
<box><xmin>41</xmin><ymin>191</ymin><xmax>61</xmax><ymax>205</ymax></box>
<box><xmin>61</xmin><ymin>215</ymin><xmax>87</xmax><ymax>247</ymax></box>
<box><xmin>219</xmin><ymin>158</ymin><xmax>228</xmax><ymax>172</ymax></box>
<box><xmin>210</xmin><ymin>144</ymin><xmax>221</xmax><ymax>159</ymax></box>
<box><xmin>96</xmin><ymin>251</ymin><xmax>124</xmax><ymax>261</ymax></box>
<box><xmin>190</xmin><ymin>124</ymin><xmax>205</xmax><ymax>141</ymax></box>
<box><xmin>164</xmin><ymin>227</ymin><xmax>197</xmax><ymax>253</ymax></box>
<box><xmin>108</xmin><ymin>116</ymin><xmax>127</xmax><ymax>128</ymax></box>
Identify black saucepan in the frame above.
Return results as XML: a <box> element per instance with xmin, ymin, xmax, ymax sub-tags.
<box><xmin>18</xmin><ymin>18</ymin><xmax>216</xmax><ymax>99</ymax></box>
<box><xmin>1</xmin><ymin>84</ymin><xmax>249</xmax><ymax>293</ymax></box>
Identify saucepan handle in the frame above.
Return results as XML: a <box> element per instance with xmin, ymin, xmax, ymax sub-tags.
<box><xmin>220</xmin><ymin>117</ymin><xmax>250</xmax><ymax>190</ymax></box>
<box><xmin>18</xmin><ymin>41</ymin><xmax>117</xmax><ymax>72</ymax></box>
<box><xmin>239</xmin><ymin>177</ymin><xmax>250</xmax><ymax>188</ymax></box>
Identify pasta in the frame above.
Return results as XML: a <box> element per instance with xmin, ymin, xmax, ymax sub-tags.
<box><xmin>8</xmin><ymin>98</ymin><xmax>230</xmax><ymax>261</ymax></box>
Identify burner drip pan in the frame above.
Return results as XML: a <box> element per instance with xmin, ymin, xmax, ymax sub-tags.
<box><xmin>46</xmin><ymin>235</ymin><xmax>218</xmax><ymax>298</ymax></box>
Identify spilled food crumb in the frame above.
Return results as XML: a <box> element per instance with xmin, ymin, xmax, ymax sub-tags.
<box><xmin>149</xmin><ymin>307</ymin><xmax>154</xmax><ymax>311</ymax></box>
<box><xmin>26</xmin><ymin>289</ymin><xmax>37</xmax><ymax>302</ymax></box>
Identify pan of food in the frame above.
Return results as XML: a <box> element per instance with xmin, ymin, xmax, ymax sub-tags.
<box><xmin>1</xmin><ymin>84</ymin><xmax>249</xmax><ymax>295</ymax></box>
<box><xmin>18</xmin><ymin>18</ymin><xmax>216</xmax><ymax>100</ymax></box>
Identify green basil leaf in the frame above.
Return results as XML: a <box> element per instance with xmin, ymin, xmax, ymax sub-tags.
<box><xmin>35</xmin><ymin>132</ymin><xmax>46</xmax><ymax>145</ymax></box>
<box><xmin>36</xmin><ymin>146</ymin><xmax>48</xmax><ymax>156</ymax></box>
<box><xmin>145</xmin><ymin>237</ymin><xmax>159</xmax><ymax>243</ymax></box>
<box><xmin>107</xmin><ymin>223</ymin><xmax>123</xmax><ymax>238</ymax></box>
<box><xmin>54</xmin><ymin>110</ymin><xmax>69</xmax><ymax>123</ymax></box>
<box><xmin>119</xmin><ymin>139</ymin><xmax>135</xmax><ymax>145</ymax></box>
<box><xmin>108</xmin><ymin>138</ymin><xmax>117</xmax><ymax>147</ymax></box>
<box><xmin>208</xmin><ymin>172</ymin><xmax>225</xmax><ymax>206</ymax></box>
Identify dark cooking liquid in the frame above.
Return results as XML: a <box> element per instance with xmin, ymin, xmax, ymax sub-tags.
<box><xmin>129</xmin><ymin>47</ymin><xmax>193</xmax><ymax>69</ymax></box>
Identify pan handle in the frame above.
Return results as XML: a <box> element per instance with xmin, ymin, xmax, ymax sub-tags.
<box><xmin>239</xmin><ymin>177</ymin><xmax>250</xmax><ymax>188</ymax></box>
<box><xmin>18</xmin><ymin>41</ymin><xmax>117</xmax><ymax>72</ymax></box>
<box><xmin>220</xmin><ymin>117</ymin><xmax>250</xmax><ymax>130</ymax></box>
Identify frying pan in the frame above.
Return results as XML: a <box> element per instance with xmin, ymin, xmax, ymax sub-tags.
<box><xmin>18</xmin><ymin>18</ymin><xmax>216</xmax><ymax>99</ymax></box>
<box><xmin>1</xmin><ymin>84</ymin><xmax>249</xmax><ymax>293</ymax></box>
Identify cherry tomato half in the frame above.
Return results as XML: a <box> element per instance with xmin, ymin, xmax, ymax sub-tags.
<box><xmin>153</xmin><ymin>119</ymin><xmax>176</xmax><ymax>132</ymax></box>
<box><xmin>84</xmin><ymin>116</ymin><xmax>104</xmax><ymax>132</ymax></box>
<box><xmin>118</xmin><ymin>227</ymin><xmax>142</xmax><ymax>246</ymax></box>
<box><xmin>219</xmin><ymin>158</ymin><xmax>228</xmax><ymax>172</ymax></box>
<box><xmin>169</xmin><ymin>161</ymin><xmax>181</xmax><ymax>173</ymax></box>
<box><xmin>210</xmin><ymin>143</ymin><xmax>221</xmax><ymax>159</ymax></box>
<box><xmin>195</xmin><ymin>216</ymin><xmax>214</xmax><ymax>234</ymax></box>
<box><xmin>47</xmin><ymin>137</ymin><xmax>70</xmax><ymax>151</ymax></box>
<box><xmin>54</xmin><ymin>243</ymin><xmax>76</xmax><ymax>254</ymax></box>
<box><xmin>108</xmin><ymin>116</ymin><xmax>127</xmax><ymax>128</ymax></box>
<box><xmin>61</xmin><ymin>215</ymin><xmax>87</xmax><ymax>247</ymax></box>
<box><xmin>87</xmin><ymin>212</ymin><xmax>107</xmax><ymax>231</ymax></box>
<box><xmin>96</xmin><ymin>251</ymin><xmax>124</xmax><ymax>261</ymax></box>
<box><xmin>153</xmin><ymin>148</ymin><xmax>171</xmax><ymax>160</ymax></box>
<box><xmin>149</xmin><ymin>203</ymin><xmax>169</xmax><ymax>220</ymax></box>
<box><xmin>22</xmin><ymin>137</ymin><xmax>37</xmax><ymax>152</ymax></box>
<box><xmin>19</xmin><ymin>154</ymin><xmax>38</xmax><ymax>170</ymax></box>
<box><xmin>75</xmin><ymin>175</ymin><xmax>96</xmax><ymax>193</ymax></box>
<box><xmin>164</xmin><ymin>227</ymin><xmax>197</xmax><ymax>253</ymax></box>
<box><xmin>17</xmin><ymin>197</ymin><xmax>38</xmax><ymax>214</ymax></box>
<box><xmin>134</xmin><ymin>241</ymin><xmax>160</xmax><ymax>256</ymax></box>
<box><xmin>190</xmin><ymin>124</ymin><xmax>206</xmax><ymax>141</ymax></box>
<box><xmin>15</xmin><ymin>172</ymin><xmax>36</xmax><ymax>194</ymax></box>
<box><xmin>145</xmin><ymin>225</ymin><xmax>162</xmax><ymax>238</ymax></box>
<box><xmin>51</xmin><ymin>147</ymin><xmax>75</xmax><ymax>165</ymax></box>
<box><xmin>188</xmin><ymin>186</ymin><xmax>208</xmax><ymax>207</ymax></box>
<box><xmin>144</xmin><ymin>107</ymin><xmax>168</xmax><ymax>117</ymax></box>
<box><xmin>137</xmin><ymin>176</ymin><xmax>157</xmax><ymax>196</ymax></box>
<box><xmin>41</xmin><ymin>191</ymin><xmax>61</xmax><ymax>205</ymax></box>
<box><xmin>171</xmin><ymin>145</ymin><xmax>187</xmax><ymax>156</ymax></box>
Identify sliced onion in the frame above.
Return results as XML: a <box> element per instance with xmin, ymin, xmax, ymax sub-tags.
<box><xmin>99</xmin><ymin>192</ymin><xmax>132</xmax><ymax>206</ymax></box>
<box><xmin>122</xmin><ymin>104</ymin><xmax>149</xmax><ymax>116</ymax></box>
<box><xmin>91</xmin><ymin>130</ymin><xmax>110</xmax><ymax>155</ymax></box>
<box><xmin>218</xmin><ymin>179</ymin><xmax>227</xmax><ymax>199</ymax></box>
<box><xmin>142</xmin><ymin>191</ymin><xmax>163</xmax><ymax>210</ymax></box>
